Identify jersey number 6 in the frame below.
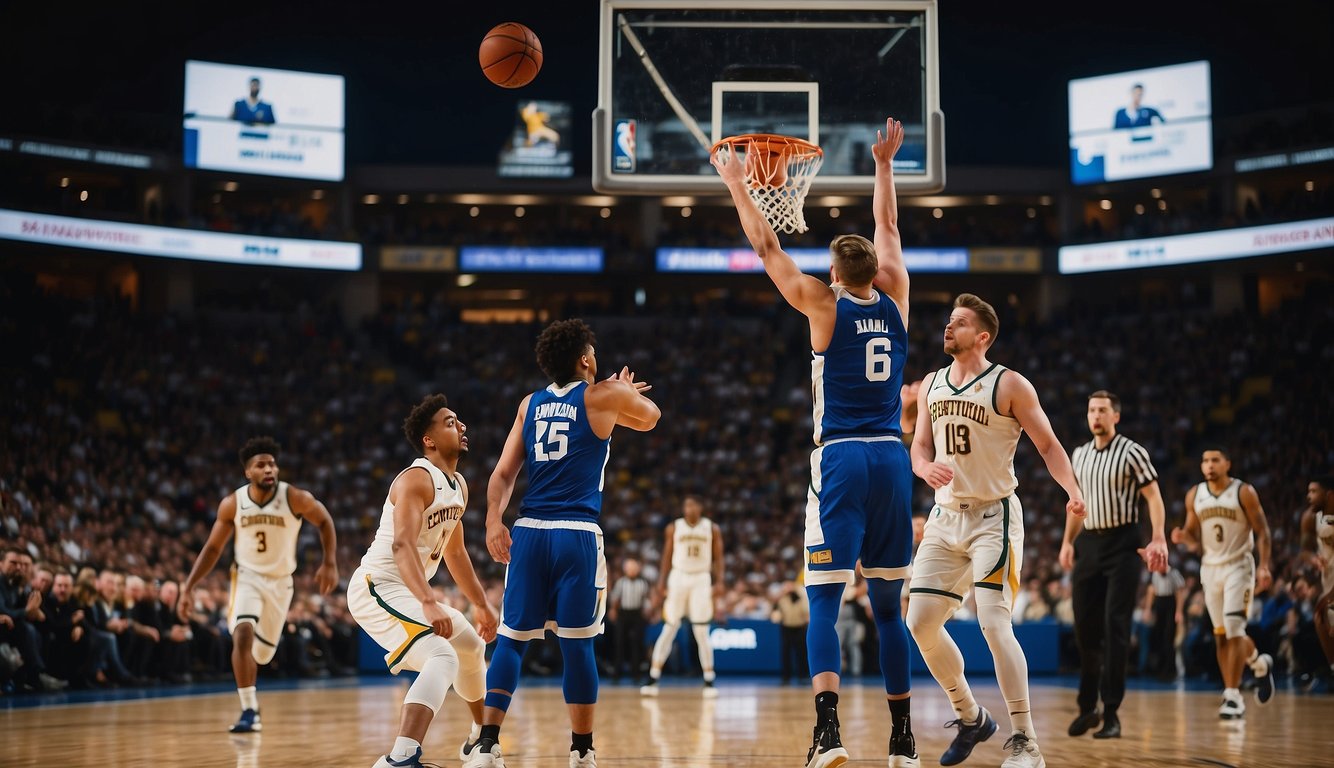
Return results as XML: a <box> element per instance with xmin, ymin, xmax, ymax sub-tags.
<box><xmin>865</xmin><ymin>338</ymin><xmax>893</xmax><ymax>382</ymax></box>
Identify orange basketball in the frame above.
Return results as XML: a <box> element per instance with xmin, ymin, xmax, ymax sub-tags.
<box><xmin>479</xmin><ymin>22</ymin><xmax>543</xmax><ymax>88</ymax></box>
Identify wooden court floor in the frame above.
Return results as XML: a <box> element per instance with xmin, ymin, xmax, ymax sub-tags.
<box><xmin>3</xmin><ymin>678</ymin><xmax>1331</xmax><ymax>767</ymax></box>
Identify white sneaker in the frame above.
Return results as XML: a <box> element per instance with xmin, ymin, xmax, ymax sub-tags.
<box><xmin>702</xmin><ymin>681</ymin><xmax>719</xmax><ymax>698</ymax></box>
<box><xmin>460</xmin><ymin>737</ymin><xmax>506</xmax><ymax>767</ymax></box>
<box><xmin>1219</xmin><ymin>696</ymin><xmax>1245</xmax><ymax>720</ymax></box>
<box><xmin>1000</xmin><ymin>734</ymin><xmax>1045</xmax><ymax>768</ymax></box>
<box><xmin>569</xmin><ymin>748</ymin><xmax>597</xmax><ymax>767</ymax></box>
<box><xmin>461</xmin><ymin>741</ymin><xmax>504</xmax><ymax>768</ymax></box>
<box><xmin>639</xmin><ymin>679</ymin><xmax>660</xmax><ymax>696</ymax></box>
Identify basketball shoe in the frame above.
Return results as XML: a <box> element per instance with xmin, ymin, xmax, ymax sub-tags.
<box><xmin>939</xmin><ymin>707</ymin><xmax>996</xmax><ymax>766</ymax></box>
<box><xmin>1252</xmin><ymin>653</ymin><xmax>1275</xmax><ymax>705</ymax></box>
<box><xmin>702</xmin><ymin>680</ymin><xmax>719</xmax><ymax>698</ymax></box>
<box><xmin>805</xmin><ymin>715</ymin><xmax>849</xmax><ymax>768</ymax></box>
<box><xmin>229</xmin><ymin>708</ymin><xmax>261</xmax><ymax>733</ymax></box>
<box><xmin>888</xmin><ymin>727</ymin><xmax>920</xmax><ymax>767</ymax></box>
<box><xmin>461</xmin><ymin>736</ymin><xmax>506</xmax><ymax>767</ymax></box>
<box><xmin>1000</xmin><ymin>734</ymin><xmax>1045</xmax><ymax>768</ymax></box>
<box><xmin>372</xmin><ymin>746</ymin><xmax>424</xmax><ymax>768</ymax></box>
<box><xmin>462</xmin><ymin>739</ymin><xmax>506</xmax><ymax>768</ymax></box>
<box><xmin>569</xmin><ymin>748</ymin><xmax>597</xmax><ymax>767</ymax></box>
<box><xmin>1219</xmin><ymin>694</ymin><xmax>1245</xmax><ymax>720</ymax></box>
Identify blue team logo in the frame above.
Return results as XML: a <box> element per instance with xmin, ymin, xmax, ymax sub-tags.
<box><xmin>613</xmin><ymin>120</ymin><xmax>636</xmax><ymax>172</ymax></box>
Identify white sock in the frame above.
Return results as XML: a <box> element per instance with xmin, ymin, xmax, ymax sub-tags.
<box><xmin>391</xmin><ymin>736</ymin><xmax>420</xmax><ymax>760</ymax></box>
<box><xmin>649</xmin><ymin>667</ymin><xmax>662</xmax><ymax>681</ymax></box>
<box><xmin>470</xmin><ymin>721</ymin><xmax>482</xmax><ymax>740</ymax></box>
<box><xmin>703</xmin><ymin>670</ymin><xmax>716</xmax><ymax>683</ymax></box>
<box><xmin>1224</xmin><ymin>687</ymin><xmax>1242</xmax><ymax>702</ymax></box>
<box><xmin>238</xmin><ymin>686</ymin><xmax>258</xmax><ymax>711</ymax></box>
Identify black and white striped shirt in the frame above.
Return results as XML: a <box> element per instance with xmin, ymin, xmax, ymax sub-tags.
<box><xmin>1072</xmin><ymin>433</ymin><xmax>1159</xmax><ymax>530</ymax></box>
<box><xmin>609</xmin><ymin>575</ymin><xmax>650</xmax><ymax>611</ymax></box>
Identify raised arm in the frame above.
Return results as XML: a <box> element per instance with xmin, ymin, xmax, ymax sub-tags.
<box><xmin>179</xmin><ymin>496</ymin><xmax>237</xmax><ymax>621</ymax></box>
<box><xmin>871</xmin><ymin>118</ymin><xmax>909</xmax><ymax>322</ymax></box>
<box><xmin>289</xmin><ymin>486</ymin><xmax>339</xmax><ymax>595</ymax></box>
<box><xmin>1240</xmin><ymin>483</ymin><xmax>1272</xmax><ymax>591</ymax></box>
<box><xmin>587</xmin><ymin>371</ymin><xmax>660</xmax><ymax>439</ymax></box>
<box><xmin>1003</xmin><ymin>372</ymin><xmax>1086</xmax><ymax>519</ymax></box>
<box><xmin>711</xmin><ymin>143</ymin><xmax>834</xmax><ymax>320</ymax></box>
<box><xmin>485</xmin><ymin>396</ymin><xmax>530</xmax><ymax>564</ymax></box>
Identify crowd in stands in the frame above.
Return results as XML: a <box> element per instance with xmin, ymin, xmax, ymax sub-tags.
<box><xmin>1</xmin><ymin>273</ymin><xmax>1330</xmax><ymax>694</ymax></box>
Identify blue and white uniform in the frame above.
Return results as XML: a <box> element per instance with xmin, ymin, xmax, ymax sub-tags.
<box><xmin>804</xmin><ymin>287</ymin><xmax>913</xmax><ymax>585</ymax></box>
<box><xmin>499</xmin><ymin>380</ymin><xmax>610</xmax><ymax>640</ymax></box>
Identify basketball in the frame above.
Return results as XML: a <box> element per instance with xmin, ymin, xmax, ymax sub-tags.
<box><xmin>479</xmin><ymin>22</ymin><xmax>543</xmax><ymax>88</ymax></box>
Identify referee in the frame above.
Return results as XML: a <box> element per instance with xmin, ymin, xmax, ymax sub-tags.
<box><xmin>608</xmin><ymin>557</ymin><xmax>651</xmax><ymax>681</ymax></box>
<box><xmin>1059</xmin><ymin>390</ymin><xmax>1169</xmax><ymax>739</ymax></box>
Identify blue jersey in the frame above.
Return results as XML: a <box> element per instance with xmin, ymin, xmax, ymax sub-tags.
<box><xmin>811</xmin><ymin>287</ymin><xmax>907</xmax><ymax>444</ymax></box>
<box><xmin>519</xmin><ymin>381</ymin><xmax>611</xmax><ymax>523</ymax></box>
<box><xmin>233</xmin><ymin>99</ymin><xmax>275</xmax><ymax>125</ymax></box>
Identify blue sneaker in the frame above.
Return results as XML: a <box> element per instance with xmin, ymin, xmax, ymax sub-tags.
<box><xmin>940</xmin><ymin>707</ymin><xmax>997</xmax><ymax>766</ymax></box>
<box><xmin>228</xmin><ymin>708</ymin><xmax>261</xmax><ymax>733</ymax></box>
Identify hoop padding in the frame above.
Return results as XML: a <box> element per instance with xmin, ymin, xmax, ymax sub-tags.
<box><xmin>713</xmin><ymin>134</ymin><xmax>824</xmax><ymax>235</ymax></box>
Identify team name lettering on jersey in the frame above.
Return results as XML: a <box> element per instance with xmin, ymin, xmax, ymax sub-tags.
<box><xmin>426</xmin><ymin>505</ymin><xmax>464</xmax><ymax>529</ymax></box>
<box><xmin>928</xmin><ymin>399</ymin><xmax>991</xmax><ymax>426</ymax></box>
<box><xmin>534</xmin><ymin>402</ymin><xmax>579</xmax><ymax>420</ymax></box>
<box><xmin>240</xmin><ymin>514</ymin><xmax>287</xmax><ymax>527</ymax></box>
<box><xmin>854</xmin><ymin>318</ymin><xmax>888</xmax><ymax>334</ymax></box>
<box><xmin>1197</xmin><ymin>505</ymin><xmax>1239</xmax><ymax>522</ymax></box>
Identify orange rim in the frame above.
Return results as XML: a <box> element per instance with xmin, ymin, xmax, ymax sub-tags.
<box><xmin>711</xmin><ymin>133</ymin><xmax>823</xmax><ymax>159</ymax></box>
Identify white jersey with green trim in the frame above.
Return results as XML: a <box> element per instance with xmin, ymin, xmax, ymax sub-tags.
<box><xmin>926</xmin><ymin>363</ymin><xmax>1023</xmax><ymax>510</ymax></box>
<box><xmin>1194</xmin><ymin>478</ymin><xmax>1253</xmax><ymax>566</ymax></box>
<box><xmin>232</xmin><ymin>481</ymin><xmax>303</xmax><ymax>578</ymax></box>
<box><xmin>671</xmin><ymin>517</ymin><xmax>714</xmax><ymax>575</ymax></box>
<box><xmin>1314</xmin><ymin>507</ymin><xmax>1333</xmax><ymax>594</ymax></box>
<box><xmin>359</xmin><ymin>458</ymin><xmax>465</xmax><ymax>582</ymax></box>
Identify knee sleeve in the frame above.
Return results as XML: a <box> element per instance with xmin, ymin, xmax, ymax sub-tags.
<box><xmin>484</xmin><ymin>635</ymin><xmax>526</xmax><ymax>712</ymax></box>
<box><xmin>868</xmin><ymin>579</ymin><xmax>910</xmax><ymax>695</ymax></box>
<box><xmin>448</xmin><ymin>621</ymin><xmax>487</xmax><ymax>702</ymax></box>
<box><xmin>691</xmin><ymin>624</ymin><xmax>715</xmax><ymax>675</ymax></box>
<box><xmin>559</xmin><ymin>636</ymin><xmax>599</xmax><ymax>704</ymax></box>
<box><xmin>402</xmin><ymin>643</ymin><xmax>460</xmax><ymax>715</ymax></box>
<box><xmin>1223</xmin><ymin>613</ymin><xmax>1247</xmax><ymax>640</ymax></box>
<box><xmin>806</xmin><ymin>582</ymin><xmax>845</xmax><ymax>677</ymax></box>
<box><xmin>905</xmin><ymin>594</ymin><xmax>953</xmax><ymax>651</ymax></box>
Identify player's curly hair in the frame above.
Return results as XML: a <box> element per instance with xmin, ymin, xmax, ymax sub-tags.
<box><xmin>403</xmin><ymin>393</ymin><xmax>449</xmax><ymax>454</ymax></box>
<box><xmin>238</xmin><ymin>436</ymin><xmax>281</xmax><ymax>467</ymax></box>
<box><xmin>536</xmin><ymin>319</ymin><xmax>596</xmax><ymax>384</ymax></box>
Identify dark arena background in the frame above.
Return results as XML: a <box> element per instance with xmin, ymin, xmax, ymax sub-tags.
<box><xmin>2</xmin><ymin>2</ymin><xmax>1332</xmax><ymax>767</ymax></box>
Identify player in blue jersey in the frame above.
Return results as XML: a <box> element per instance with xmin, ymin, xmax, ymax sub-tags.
<box><xmin>713</xmin><ymin>118</ymin><xmax>919</xmax><ymax>768</ymax></box>
<box><xmin>1113</xmin><ymin>83</ymin><xmax>1164</xmax><ymax>129</ymax></box>
<box><xmin>231</xmin><ymin>77</ymin><xmax>276</xmax><ymax>125</ymax></box>
<box><xmin>467</xmin><ymin>319</ymin><xmax>660</xmax><ymax>768</ymax></box>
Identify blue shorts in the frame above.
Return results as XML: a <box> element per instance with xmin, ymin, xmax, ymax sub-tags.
<box><xmin>804</xmin><ymin>437</ymin><xmax>913</xmax><ymax>585</ymax></box>
<box><xmin>498</xmin><ymin>519</ymin><xmax>607</xmax><ymax>640</ymax></box>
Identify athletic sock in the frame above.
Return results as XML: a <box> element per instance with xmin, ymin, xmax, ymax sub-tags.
<box><xmin>571</xmin><ymin>731</ymin><xmax>593</xmax><ymax>757</ymax></box>
<box><xmin>238</xmin><ymin>686</ymin><xmax>258</xmax><ymax>711</ymax></box>
<box><xmin>888</xmin><ymin>697</ymin><xmax>911</xmax><ymax>734</ymax></box>
<box><xmin>469</xmin><ymin>721</ymin><xmax>482</xmax><ymax>741</ymax></box>
<box><xmin>815</xmin><ymin>691</ymin><xmax>839</xmax><ymax>727</ymax></box>
<box><xmin>390</xmin><ymin>736</ymin><xmax>420</xmax><ymax>760</ymax></box>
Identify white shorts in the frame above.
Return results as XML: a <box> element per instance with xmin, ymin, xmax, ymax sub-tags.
<box><xmin>908</xmin><ymin>495</ymin><xmax>1024</xmax><ymax>607</ymax></box>
<box><xmin>347</xmin><ymin>567</ymin><xmax>475</xmax><ymax>674</ymax></box>
<box><xmin>662</xmin><ymin>570</ymin><xmax>713</xmax><ymax>625</ymax></box>
<box><xmin>228</xmin><ymin>565</ymin><xmax>294</xmax><ymax>661</ymax></box>
<box><xmin>1201</xmin><ymin>556</ymin><xmax>1254</xmax><ymax>638</ymax></box>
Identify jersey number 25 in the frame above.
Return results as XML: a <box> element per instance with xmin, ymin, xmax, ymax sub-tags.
<box><xmin>534</xmin><ymin>419</ymin><xmax>569</xmax><ymax>462</ymax></box>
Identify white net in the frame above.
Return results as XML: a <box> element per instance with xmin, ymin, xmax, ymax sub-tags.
<box><xmin>717</xmin><ymin>135</ymin><xmax>824</xmax><ymax>234</ymax></box>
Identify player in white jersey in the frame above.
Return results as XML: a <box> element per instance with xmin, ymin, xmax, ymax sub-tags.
<box><xmin>1298</xmin><ymin>476</ymin><xmax>1334</xmax><ymax>677</ymax></box>
<box><xmin>641</xmin><ymin>495</ymin><xmax>724</xmax><ymax>697</ymax></box>
<box><xmin>179</xmin><ymin>436</ymin><xmax>338</xmax><ymax>733</ymax></box>
<box><xmin>1171</xmin><ymin>447</ymin><xmax>1274</xmax><ymax>717</ymax></box>
<box><xmin>907</xmin><ymin>293</ymin><xmax>1086</xmax><ymax>768</ymax></box>
<box><xmin>347</xmin><ymin>394</ymin><xmax>499</xmax><ymax>768</ymax></box>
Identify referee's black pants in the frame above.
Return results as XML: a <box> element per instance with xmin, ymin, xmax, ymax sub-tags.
<box><xmin>1072</xmin><ymin>524</ymin><xmax>1142</xmax><ymax>718</ymax></box>
<box><xmin>613</xmin><ymin>608</ymin><xmax>646</xmax><ymax>679</ymax></box>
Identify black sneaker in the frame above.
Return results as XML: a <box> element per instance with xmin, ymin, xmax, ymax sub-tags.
<box><xmin>805</xmin><ymin>717</ymin><xmax>850</xmax><ymax>768</ymax></box>
<box><xmin>940</xmin><ymin>707</ymin><xmax>997</xmax><ymax>766</ymax></box>
<box><xmin>889</xmin><ymin>727</ymin><xmax>920</xmax><ymax>767</ymax></box>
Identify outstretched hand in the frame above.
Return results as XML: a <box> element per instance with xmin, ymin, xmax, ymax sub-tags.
<box><xmin>609</xmin><ymin>365</ymin><xmax>652</xmax><ymax>395</ymax></box>
<box><xmin>872</xmin><ymin>117</ymin><xmax>905</xmax><ymax>166</ymax></box>
<box><xmin>710</xmin><ymin>141</ymin><xmax>746</xmax><ymax>186</ymax></box>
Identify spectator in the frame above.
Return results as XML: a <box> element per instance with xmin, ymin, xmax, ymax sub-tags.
<box><xmin>771</xmin><ymin>580</ymin><xmax>809</xmax><ymax>685</ymax></box>
<box><xmin>0</xmin><ymin>548</ymin><xmax>65</xmax><ymax>691</ymax></box>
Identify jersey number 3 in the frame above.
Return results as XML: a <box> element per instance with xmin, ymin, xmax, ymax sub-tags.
<box><xmin>534</xmin><ymin>419</ymin><xmax>570</xmax><ymax>462</ymax></box>
<box><xmin>865</xmin><ymin>338</ymin><xmax>893</xmax><ymax>382</ymax></box>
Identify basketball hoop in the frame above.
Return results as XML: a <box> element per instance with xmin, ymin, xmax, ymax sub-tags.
<box><xmin>712</xmin><ymin>134</ymin><xmax>823</xmax><ymax>235</ymax></box>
